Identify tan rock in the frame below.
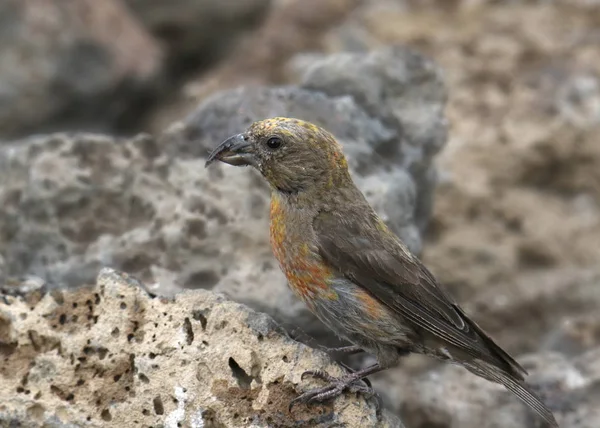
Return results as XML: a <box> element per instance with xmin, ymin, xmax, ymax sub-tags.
<box><xmin>0</xmin><ymin>268</ymin><xmax>403</xmax><ymax>427</ymax></box>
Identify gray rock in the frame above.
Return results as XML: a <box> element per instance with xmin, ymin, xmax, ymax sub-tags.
<box><xmin>300</xmin><ymin>46</ymin><xmax>448</xmax><ymax>232</ymax></box>
<box><xmin>0</xmin><ymin>268</ymin><xmax>404</xmax><ymax>427</ymax></box>
<box><xmin>0</xmin><ymin>0</ymin><xmax>163</xmax><ymax>140</ymax></box>
<box><xmin>123</xmin><ymin>0</ymin><xmax>271</xmax><ymax>65</ymax></box>
<box><xmin>398</xmin><ymin>349</ymin><xmax>600</xmax><ymax>428</ymax></box>
<box><xmin>0</xmin><ymin>133</ymin><xmax>163</xmax><ymax>286</ymax></box>
<box><xmin>0</xmin><ymin>130</ymin><xmax>325</xmax><ymax>342</ymax></box>
<box><xmin>463</xmin><ymin>267</ymin><xmax>600</xmax><ymax>357</ymax></box>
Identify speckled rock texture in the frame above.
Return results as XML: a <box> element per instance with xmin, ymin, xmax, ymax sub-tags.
<box><xmin>0</xmin><ymin>268</ymin><xmax>404</xmax><ymax>427</ymax></box>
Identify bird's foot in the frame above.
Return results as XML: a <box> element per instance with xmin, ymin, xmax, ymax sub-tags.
<box><xmin>337</xmin><ymin>361</ymin><xmax>372</xmax><ymax>388</ymax></box>
<box><xmin>289</xmin><ymin>364</ymin><xmax>383</xmax><ymax>413</ymax></box>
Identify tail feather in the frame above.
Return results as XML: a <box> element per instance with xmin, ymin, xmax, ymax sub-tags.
<box><xmin>458</xmin><ymin>307</ymin><xmax>529</xmax><ymax>379</ymax></box>
<box><xmin>465</xmin><ymin>361</ymin><xmax>558</xmax><ymax>427</ymax></box>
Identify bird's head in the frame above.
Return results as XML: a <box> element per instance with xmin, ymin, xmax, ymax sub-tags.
<box><xmin>205</xmin><ymin>117</ymin><xmax>351</xmax><ymax>194</ymax></box>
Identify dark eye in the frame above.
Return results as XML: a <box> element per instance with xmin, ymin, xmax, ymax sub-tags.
<box><xmin>266</xmin><ymin>137</ymin><xmax>282</xmax><ymax>149</ymax></box>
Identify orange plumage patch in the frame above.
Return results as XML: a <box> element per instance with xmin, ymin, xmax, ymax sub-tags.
<box><xmin>355</xmin><ymin>288</ymin><xmax>385</xmax><ymax>318</ymax></box>
<box><xmin>269</xmin><ymin>194</ymin><xmax>335</xmax><ymax>303</ymax></box>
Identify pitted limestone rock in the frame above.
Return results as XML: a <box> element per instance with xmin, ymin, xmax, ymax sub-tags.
<box><xmin>0</xmin><ymin>268</ymin><xmax>404</xmax><ymax>427</ymax></box>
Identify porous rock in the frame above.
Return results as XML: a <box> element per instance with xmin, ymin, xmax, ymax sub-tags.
<box><xmin>0</xmin><ymin>268</ymin><xmax>403</xmax><ymax>427</ymax></box>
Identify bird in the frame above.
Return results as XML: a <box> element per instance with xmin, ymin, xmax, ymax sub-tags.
<box><xmin>205</xmin><ymin>117</ymin><xmax>558</xmax><ymax>427</ymax></box>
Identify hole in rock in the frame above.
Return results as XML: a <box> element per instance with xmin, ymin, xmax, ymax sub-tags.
<box><xmin>192</xmin><ymin>310</ymin><xmax>208</xmax><ymax>330</ymax></box>
<box><xmin>153</xmin><ymin>396</ymin><xmax>164</xmax><ymax>415</ymax></box>
<box><xmin>183</xmin><ymin>317</ymin><xmax>194</xmax><ymax>345</ymax></box>
<box><xmin>101</xmin><ymin>409</ymin><xmax>112</xmax><ymax>421</ymax></box>
<box><xmin>184</xmin><ymin>269</ymin><xmax>220</xmax><ymax>290</ymax></box>
<box><xmin>228</xmin><ymin>357</ymin><xmax>253</xmax><ymax>389</ymax></box>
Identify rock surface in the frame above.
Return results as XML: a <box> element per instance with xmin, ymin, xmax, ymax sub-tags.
<box><xmin>123</xmin><ymin>0</ymin><xmax>271</xmax><ymax>67</ymax></box>
<box><xmin>0</xmin><ymin>0</ymin><xmax>163</xmax><ymax>140</ymax></box>
<box><xmin>398</xmin><ymin>348</ymin><xmax>600</xmax><ymax>428</ymax></box>
<box><xmin>0</xmin><ymin>268</ymin><xmax>403</xmax><ymax>427</ymax></box>
<box><xmin>143</xmin><ymin>0</ymin><xmax>362</xmax><ymax>134</ymax></box>
<box><xmin>462</xmin><ymin>267</ymin><xmax>600</xmax><ymax>357</ymax></box>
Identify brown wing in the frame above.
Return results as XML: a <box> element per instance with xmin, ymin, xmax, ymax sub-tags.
<box><xmin>314</xmin><ymin>210</ymin><xmax>526</xmax><ymax>378</ymax></box>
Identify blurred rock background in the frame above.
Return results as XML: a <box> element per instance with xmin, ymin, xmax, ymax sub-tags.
<box><xmin>1</xmin><ymin>0</ymin><xmax>600</xmax><ymax>427</ymax></box>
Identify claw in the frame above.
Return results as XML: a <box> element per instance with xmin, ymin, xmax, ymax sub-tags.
<box><xmin>289</xmin><ymin>365</ymin><xmax>383</xmax><ymax>413</ymax></box>
<box><xmin>362</xmin><ymin>376</ymin><xmax>372</xmax><ymax>389</ymax></box>
<box><xmin>289</xmin><ymin>389</ymin><xmax>328</xmax><ymax>412</ymax></box>
<box><xmin>288</xmin><ymin>397</ymin><xmax>299</xmax><ymax>412</ymax></box>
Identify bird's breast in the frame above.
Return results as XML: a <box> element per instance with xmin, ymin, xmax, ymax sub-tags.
<box><xmin>269</xmin><ymin>195</ymin><xmax>336</xmax><ymax>304</ymax></box>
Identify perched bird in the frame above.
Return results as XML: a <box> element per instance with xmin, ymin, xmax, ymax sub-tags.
<box><xmin>205</xmin><ymin>117</ymin><xmax>558</xmax><ymax>427</ymax></box>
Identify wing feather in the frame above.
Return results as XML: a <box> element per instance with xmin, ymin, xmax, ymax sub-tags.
<box><xmin>314</xmin><ymin>210</ymin><xmax>526</xmax><ymax>377</ymax></box>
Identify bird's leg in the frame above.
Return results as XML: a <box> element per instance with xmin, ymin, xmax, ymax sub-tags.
<box><xmin>315</xmin><ymin>344</ymin><xmax>371</xmax><ymax>387</ymax></box>
<box><xmin>289</xmin><ymin>363</ymin><xmax>383</xmax><ymax>412</ymax></box>
<box><xmin>317</xmin><ymin>344</ymin><xmax>364</xmax><ymax>355</ymax></box>
<box><xmin>337</xmin><ymin>361</ymin><xmax>372</xmax><ymax>388</ymax></box>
